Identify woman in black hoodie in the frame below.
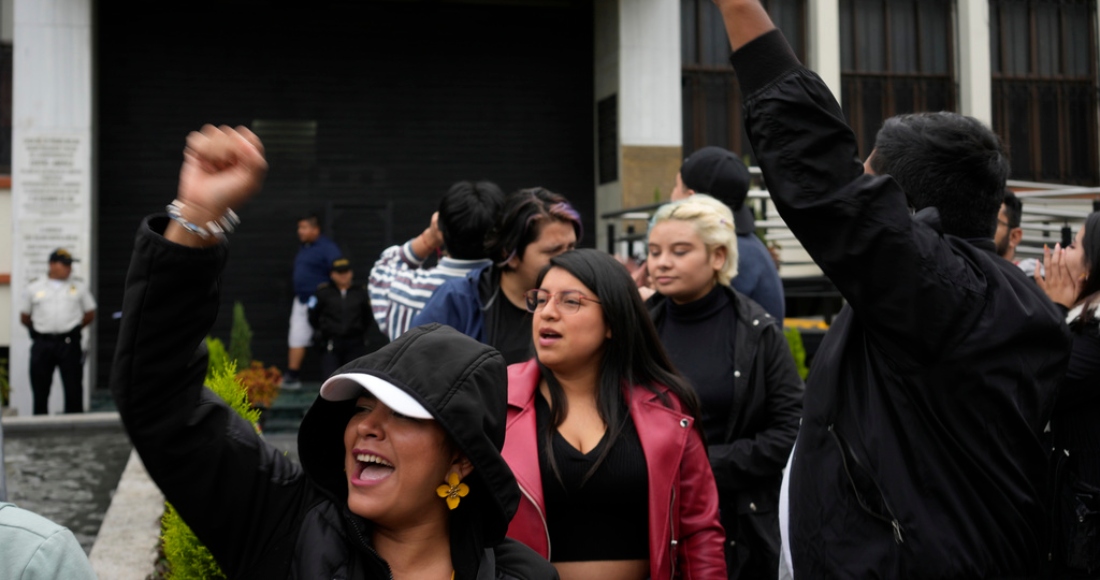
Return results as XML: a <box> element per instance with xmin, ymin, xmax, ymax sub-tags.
<box><xmin>110</xmin><ymin>125</ymin><xmax>556</xmax><ymax>580</ymax></box>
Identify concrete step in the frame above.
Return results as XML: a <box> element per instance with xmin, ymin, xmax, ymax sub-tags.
<box><xmin>91</xmin><ymin>389</ymin><xmax>117</xmax><ymax>413</ymax></box>
<box><xmin>260</xmin><ymin>381</ymin><xmax>321</xmax><ymax>434</ymax></box>
<box><xmin>89</xmin><ymin>383</ymin><xmax>319</xmax><ymax>435</ymax></box>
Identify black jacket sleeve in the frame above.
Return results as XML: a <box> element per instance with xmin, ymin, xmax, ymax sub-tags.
<box><xmin>732</xmin><ymin>31</ymin><xmax>987</xmax><ymax>368</ymax></box>
<box><xmin>110</xmin><ymin>216</ymin><xmax>308</xmax><ymax>576</ymax></box>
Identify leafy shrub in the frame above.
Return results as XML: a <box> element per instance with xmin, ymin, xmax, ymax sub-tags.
<box><xmin>206</xmin><ymin>338</ymin><xmax>229</xmax><ymax>380</ymax></box>
<box><xmin>206</xmin><ymin>359</ymin><xmax>262</xmax><ymax>425</ymax></box>
<box><xmin>235</xmin><ymin>361</ymin><xmax>283</xmax><ymax>409</ymax></box>
<box><xmin>228</xmin><ymin>301</ymin><xmax>253</xmax><ymax>370</ymax></box>
<box><xmin>159</xmin><ymin>502</ymin><xmax>225</xmax><ymax>580</ymax></box>
<box><xmin>783</xmin><ymin>326</ymin><xmax>810</xmax><ymax>380</ymax></box>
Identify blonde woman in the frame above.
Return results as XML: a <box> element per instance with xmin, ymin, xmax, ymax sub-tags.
<box><xmin>646</xmin><ymin>195</ymin><xmax>803</xmax><ymax>580</ymax></box>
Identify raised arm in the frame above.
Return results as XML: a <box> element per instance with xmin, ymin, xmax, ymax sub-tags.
<box><xmin>411</xmin><ymin>211</ymin><xmax>445</xmax><ymax>261</ymax></box>
<box><xmin>111</xmin><ymin>126</ymin><xmax>308</xmax><ymax>575</ymax></box>
<box><xmin>368</xmin><ymin>212</ymin><xmax>445</xmax><ymax>340</ymax></box>
<box><xmin>714</xmin><ymin>0</ymin><xmax>776</xmax><ymax>51</ymax></box>
<box><xmin>716</xmin><ymin>0</ymin><xmax>989</xmax><ymax>364</ymax></box>
<box><xmin>167</xmin><ymin>124</ymin><xmax>267</xmax><ymax>248</ymax></box>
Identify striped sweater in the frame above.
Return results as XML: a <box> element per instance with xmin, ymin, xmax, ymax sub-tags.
<box><xmin>368</xmin><ymin>239</ymin><xmax>491</xmax><ymax>341</ymax></box>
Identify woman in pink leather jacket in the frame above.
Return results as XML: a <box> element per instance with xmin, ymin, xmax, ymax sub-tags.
<box><xmin>501</xmin><ymin>249</ymin><xmax>727</xmax><ymax>580</ymax></box>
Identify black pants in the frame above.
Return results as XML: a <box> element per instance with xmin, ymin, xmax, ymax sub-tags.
<box><xmin>30</xmin><ymin>335</ymin><xmax>84</xmax><ymax>415</ymax></box>
<box><xmin>319</xmin><ymin>336</ymin><xmax>368</xmax><ymax>381</ymax></box>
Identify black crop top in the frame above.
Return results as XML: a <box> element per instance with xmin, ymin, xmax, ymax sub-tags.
<box><xmin>535</xmin><ymin>393</ymin><xmax>649</xmax><ymax>562</ymax></box>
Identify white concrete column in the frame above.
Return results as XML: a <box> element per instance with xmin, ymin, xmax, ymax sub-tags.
<box><xmin>9</xmin><ymin>0</ymin><xmax>94</xmax><ymax>416</ymax></box>
<box><xmin>594</xmin><ymin>0</ymin><xmax>683</xmax><ymax>253</ymax></box>
<box><xmin>807</xmin><ymin>0</ymin><xmax>843</xmax><ymax>104</ymax></box>
<box><xmin>619</xmin><ymin>0</ymin><xmax>681</xmax><ymax>148</ymax></box>
<box><xmin>957</xmin><ymin>0</ymin><xmax>993</xmax><ymax>125</ymax></box>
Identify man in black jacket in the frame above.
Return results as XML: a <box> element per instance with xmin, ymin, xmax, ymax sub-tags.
<box><xmin>309</xmin><ymin>258</ymin><xmax>388</xmax><ymax>380</ymax></box>
<box><xmin>715</xmin><ymin>1</ymin><xmax>1070</xmax><ymax>577</ymax></box>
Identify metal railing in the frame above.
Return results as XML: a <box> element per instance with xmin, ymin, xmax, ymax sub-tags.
<box><xmin>599</xmin><ymin>173</ymin><xmax>1100</xmax><ymax>269</ymax></box>
<box><xmin>600</xmin><ymin>173</ymin><xmax>1098</xmax><ymax>323</ymax></box>
<box><xmin>1011</xmin><ymin>180</ymin><xmax>1100</xmax><ymax>257</ymax></box>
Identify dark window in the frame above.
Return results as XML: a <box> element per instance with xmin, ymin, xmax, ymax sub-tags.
<box><xmin>991</xmin><ymin>0</ymin><xmax>1099</xmax><ymax>185</ymax></box>
<box><xmin>598</xmin><ymin>95</ymin><xmax>618</xmax><ymax>184</ymax></box>
<box><xmin>0</xmin><ymin>43</ymin><xmax>11</xmax><ymax>174</ymax></box>
<box><xmin>840</xmin><ymin>0</ymin><xmax>956</xmax><ymax>158</ymax></box>
<box><xmin>681</xmin><ymin>0</ymin><xmax>805</xmax><ymax>158</ymax></box>
<box><xmin>251</xmin><ymin>119</ymin><xmax>318</xmax><ymax>169</ymax></box>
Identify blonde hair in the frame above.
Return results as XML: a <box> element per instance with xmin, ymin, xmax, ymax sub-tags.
<box><xmin>651</xmin><ymin>194</ymin><xmax>739</xmax><ymax>285</ymax></box>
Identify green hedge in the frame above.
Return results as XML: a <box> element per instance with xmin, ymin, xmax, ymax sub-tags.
<box><xmin>783</xmin><ymin>327</ymin><xmax>810</xmax><ymax>380</ymax></box>
<box><xmin>228</xmin><ymin>302</ymin><xmax>253</xmax><ymax>370</ymax></box>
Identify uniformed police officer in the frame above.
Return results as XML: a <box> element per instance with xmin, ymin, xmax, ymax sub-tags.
<box><xmin>308</xmin><ymin>258</ymin><xmax>387</xmax><ymax>380</ymax></box>
<box><xmin>19</xmin><ymin>249</ymin><xmax>97</xmax><ymax>415</ymax></box>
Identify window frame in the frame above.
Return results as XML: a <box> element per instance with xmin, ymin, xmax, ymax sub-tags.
<box><xmin>680</xmin><ymin>0</ymin><xmax>807</xmax><ymax>157</ymax></box>
<box><xmin>990</xmin><ymin>0</ymin><xmax>1099</xmax><ymax>185</ymax></box>
<box><xmin>839</xmin><ymin>0</ymin><xmax>958</xmax><ymax>158</ymax></box>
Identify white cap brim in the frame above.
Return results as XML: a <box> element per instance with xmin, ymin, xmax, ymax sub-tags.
<box><xmin>318</xmin><ymin>373</ymin><xmax>434</xmax><ymax>420</ymax></box>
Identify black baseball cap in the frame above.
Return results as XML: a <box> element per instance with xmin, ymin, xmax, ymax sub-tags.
<box><xmin>49</xmin><ymin>248</ymin><xmax>77</xmax><ymax>265</ymax></box>
<box><xmin>331</xmin><ymin>258</ymin><xmax>351</xmax><ymax>272</ymax></box>
<box><xmin>681</xmin><ymin>147</ymin><xmax>756</xmax><ymax>234</ymax></box>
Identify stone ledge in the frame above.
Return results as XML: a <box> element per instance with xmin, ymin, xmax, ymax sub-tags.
<box><xmin>89</xmin><ymin>450</ymin><xmax>162</xmax><ymax>580</ymax></box>
<box><xmin>1</xmin><ymin>411</ymin><xmax>122</xmax><ymax>433</ymax></box>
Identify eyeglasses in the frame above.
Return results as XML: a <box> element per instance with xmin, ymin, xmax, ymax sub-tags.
<box><xmin>997</xmin><ymin>219</ymin><xmax>1010</xmax><ymax>228</ymax></box>
<box><xmin>524</xmin><ymin>289</ymin><xmax>601</xmax><ymax>315</ymax></box>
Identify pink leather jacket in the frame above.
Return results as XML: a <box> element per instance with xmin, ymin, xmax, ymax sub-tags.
<box><xmin>502</xmin><ymin>360</ymin><xmax>727</xmax><ymax>580</ymax></box>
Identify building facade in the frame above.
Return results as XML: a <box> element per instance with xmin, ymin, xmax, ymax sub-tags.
<box><xmin>2</xmin><ymin>0</ymin><xmax>1098</xmax><ymax>415</ymax></box>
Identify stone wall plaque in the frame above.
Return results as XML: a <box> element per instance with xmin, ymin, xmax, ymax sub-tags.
<box><xmin>17</xmin><ymin>135</ymin><xmax>88</xmax><ymax>218</ymax></box>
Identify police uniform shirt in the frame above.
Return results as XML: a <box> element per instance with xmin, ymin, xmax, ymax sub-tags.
<box><xmin>21</xmin><ymin>277</ymin><xmax>97</xmax><ymax>334</ymax></box>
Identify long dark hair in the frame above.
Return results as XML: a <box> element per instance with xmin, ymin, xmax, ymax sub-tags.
<box><xmin>1076</xmin><ymin>211</ymin><xmax>1100</xmax><ymax>324</ymax></box>
<box><xmin>534</xmin><ymin>249</ymin><xmax>702</xmax><ymax>483</ymax></box>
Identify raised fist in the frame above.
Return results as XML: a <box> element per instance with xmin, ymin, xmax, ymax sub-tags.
<box><xmin>177</xmin><ymin>124</ymin><xmax>268</xmax><ymax>218</ymax></box>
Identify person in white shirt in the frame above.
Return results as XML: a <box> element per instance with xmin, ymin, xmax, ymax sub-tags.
<box><xmin>19</xmin><ymin>249</ymin><xmax>96</xmax><ymax>415</ymax></box>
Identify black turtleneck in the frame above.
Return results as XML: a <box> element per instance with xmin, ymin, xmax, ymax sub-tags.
<box><xmin>656</xmin><ymin>285</ymin><xmax>738</xmax><ymax>443</ymax></box>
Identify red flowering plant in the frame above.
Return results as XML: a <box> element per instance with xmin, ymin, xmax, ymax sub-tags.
<box><xmin>235</xmin><ymin>361</ymin><xmax>283</xmax><ymax>409</ymax></box>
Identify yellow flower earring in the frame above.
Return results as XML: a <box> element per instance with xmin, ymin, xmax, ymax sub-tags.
<box><xmin>436</xmin><ymin>472</ymin><xmax>469</xmax><ymax>510</ymax></box>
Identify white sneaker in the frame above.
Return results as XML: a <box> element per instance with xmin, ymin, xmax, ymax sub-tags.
<box><xmin>281</xmin><ymin>375</ymin><xmax>302</xmax><ymax>390</ymax></box>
